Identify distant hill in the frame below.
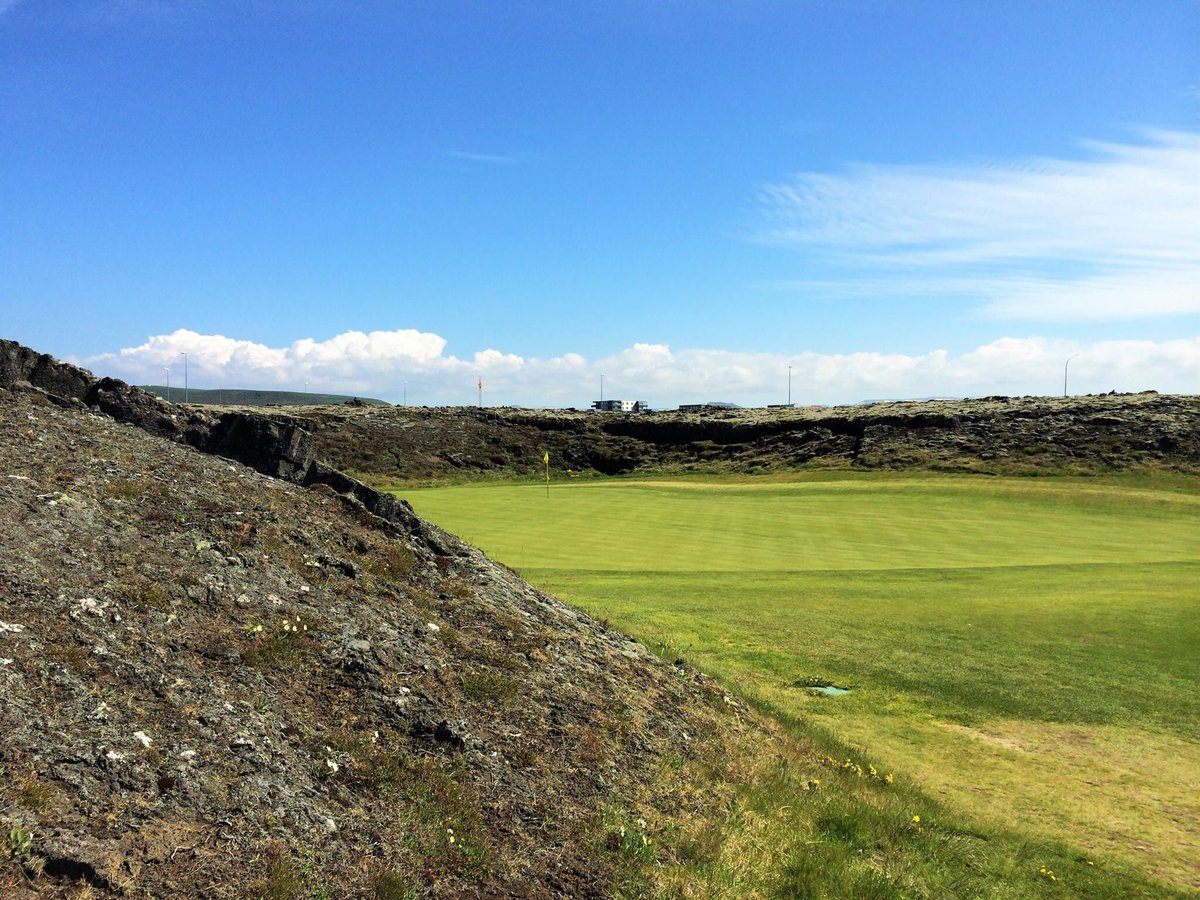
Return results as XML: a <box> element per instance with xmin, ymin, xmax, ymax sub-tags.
<box><xmin>139</xmin><ymin>384</ymin><xmax>389</xmax><ymax>407</ymax></box>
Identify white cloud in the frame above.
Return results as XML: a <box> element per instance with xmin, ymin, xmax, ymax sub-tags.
<box><xmin>446</xmin><ymin>150</ymin><xmax>517</xmax><ymax>164</ymax></box>
<box><xmin>84</xmin><ymin>327</ymin><xmax>1200</xmax><ymax>407</ymax></box>
<box><xmin>981</xmin><ymin>269</ymin><xmax>1200</xmax><ymax>321</ymax></box>
<box><xmin>472</xmin><ymin>348</ymin><xmax>524</xmax><ymax>372</ymax></box>
<box><xmin>758</xmin><ymin>130</ymin><xmax>1200</xmax><ymax>321</ymax></box>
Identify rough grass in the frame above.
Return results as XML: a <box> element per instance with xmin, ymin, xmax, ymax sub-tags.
<box><xmin>401</xmin><ymin>471</ymin><xmax>1200</xmax><ymax>892</ymax></box>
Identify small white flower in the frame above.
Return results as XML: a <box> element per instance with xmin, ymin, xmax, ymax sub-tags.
<box><xmin>325</xmin><ymin>758</ymin><xmax>339</xmax><ymax>774</ymax></box>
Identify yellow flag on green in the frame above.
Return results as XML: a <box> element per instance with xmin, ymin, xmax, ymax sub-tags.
<box><xmin>543</xmin><ymin>451</ymin><xmax>549</xmax><ymax>464</ymax></box>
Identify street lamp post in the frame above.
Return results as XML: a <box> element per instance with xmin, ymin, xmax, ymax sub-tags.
<box><xmin>403</xmin><ymin>380</ymin><xmax>407</xmax><ymax>406</ymax></box>
<box><xmin>163</xmin><ymin>367</ymin><xmax>170</xmax><ymax>403</ymax></box>
<box><xmin>600</xmin><ymin>374</ymin><xmax>604</xmax><ymax>403</ymax></box>
<box><xmin>181</xmin><ymin>353</ymin><xmax>188</xmax><ymax>403</ymax></box>
<box><xmin>788</xmin><ymin>365</ymin><xmax>792</xmax><ymax>406</ymax></box>
<box><xmin>1064</xmin><ymin>353</ymin><xmax>1080</xmax><ymax>398</ymax></box>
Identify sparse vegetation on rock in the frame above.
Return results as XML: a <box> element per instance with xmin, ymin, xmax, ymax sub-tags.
<box><xmin>0</xmin><ymin>341</ymin><xmax>772</xmax><ymax>896</ymax></box>
<box><xmin>276</xmin><ymin>393</ymin><xmax>1200</xmax><ymax>483</ymax></box>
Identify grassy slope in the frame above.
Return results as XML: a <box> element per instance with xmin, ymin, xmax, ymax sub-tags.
<box><xmin>398</xmin><ymin>472</ymin><xmax>1200</xmax><ymax>892</ymax></box>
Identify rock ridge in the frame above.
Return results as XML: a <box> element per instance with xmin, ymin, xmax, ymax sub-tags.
<box><xmin>281</xmin><ymin>392</ymin><xmax>1200</xmax><ymax>481</ymax></box>
<box><xmin>1</xmin><ymin>338</ymin><xmax>765</xmax><ymax>896</ymax></box>
<box><xmin>0</xmin><ymin>339</ymin><xmax>441</xmax><ymax>551</ymax></box>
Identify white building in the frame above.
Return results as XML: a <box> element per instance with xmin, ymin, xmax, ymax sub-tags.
<box><xmin>591</xmin><ymin>399</ymin><xmax>648</xmax><ymax>412</ymax></box>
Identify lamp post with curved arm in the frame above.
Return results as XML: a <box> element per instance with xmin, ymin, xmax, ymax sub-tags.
<box><xmin>1064</xmin><ymin>353</ymin><xmax>1080</xmax><ymax>398</ymax></box>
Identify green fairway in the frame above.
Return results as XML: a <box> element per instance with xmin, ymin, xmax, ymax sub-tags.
<box><xmin>399</xmin><ymin>472</ymin><xmax>1200</xmax><ymax>889</ymax></box>
<box><xmin>406</xmin><ymin>474</ymin><xmax>1200</xmax><ymax>573</ymax></box>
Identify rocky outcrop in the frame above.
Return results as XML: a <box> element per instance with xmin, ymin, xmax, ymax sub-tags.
<box><xmin>0</xmin><ymin>339</ymin><xmax>439</xmax><ymax>548</ymax></box>
<box><xmin>0</xmin><ymin>342</ymin><xmax>766</xmax><ymax>896</ymax></box>
<box><xmin>280</xmin><ymin>391</ymin><xmax>1200</xmax><ymax>481</ymax></box>
<box><xmin>0</xmin><ymin>341</ymin><xmax>96</xmax><ymax>402</ymax></box>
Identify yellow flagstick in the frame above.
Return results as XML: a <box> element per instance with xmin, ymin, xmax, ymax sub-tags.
<box><xmin>543</xmin><ymin>450</ymin><xmax>550</xmax><ymax>498</ymax></box>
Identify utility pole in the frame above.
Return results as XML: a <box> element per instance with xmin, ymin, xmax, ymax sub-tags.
<box><xmin>788</xmin><ymin>365</ymin><xmax>792</xmax><ymax>406</ymax></box>
<box><xmin>403</xmin><ymin>380</ymin><xmax>407</xmax><ymax>406</ymax></box>
<box><xmin>477</xmin><ymin>378</ymin><xmax>483</xmax><ymax>408</ymax></box>
<box><xmin>163</xmin><ymin>367</ymin><xmax>170</xmax><ymax>403</ymax></box>
<box><xmin>1064</xmin><ymin>353</ymin><xmax>1080</xmax><ymax>397</ymax></box>
<box><xmin>181</xmin><ymin>352</ymin><xmax>188</xmax><ymax>403</ymax></box>
<box><xmin>600</xmin><ymin>374</ymin><xmax>604</xmax><ymax>403</ymax></box>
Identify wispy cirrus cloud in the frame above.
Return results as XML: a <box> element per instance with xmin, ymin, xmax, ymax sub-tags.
<box><xmin>82</xmin><ymin>327</ymin><xmax>1200</xmax><ymax>407</ymax></box>
<box><xmin>757</xmin><ymin>130</ymin><xmax>1200</xmax><ymax>321</ymax></box>
<box><xmin>446</xmin><ymin>149</ymin><xmax>518</xmax><ymax>164</ymax></box>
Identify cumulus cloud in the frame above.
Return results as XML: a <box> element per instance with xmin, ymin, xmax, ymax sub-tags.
<box><xmin>84</xmin><ymin>327</ymin><xmax>1200</xmax><ymax>407</ymax></box>
<box><xmin>758</xmin><ymin>130</ymin><xmax>1200</xmax><ymax>321</ymax></box>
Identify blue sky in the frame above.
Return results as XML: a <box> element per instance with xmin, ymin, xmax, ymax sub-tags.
<box><xmin>1</xmin><ymin>0</ymin><xmax>1197</xmax><ymax>406</ymax></box>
